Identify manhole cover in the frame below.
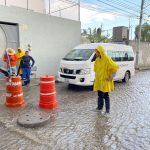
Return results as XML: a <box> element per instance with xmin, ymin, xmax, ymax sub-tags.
<box><xmin>17</xmin><ymin>111</ymin><xmax>50</xmax><ymax>128</ymax></box>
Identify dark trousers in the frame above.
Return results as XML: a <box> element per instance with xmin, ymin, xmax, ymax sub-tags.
<box><xmin>97</xmin><ymin>91</ymin><xmax>110</xmax><ymax>113</ymax></box>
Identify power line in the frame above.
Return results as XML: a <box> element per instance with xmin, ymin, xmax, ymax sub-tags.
<box><xmin>81</xmin><ymin>4</ymin><xmax>130</xmax><ymax>17</ymax></box>
<box><xmin>82</xmin><ymin>0</ymin><xmax>150</xmax><ymax>22</ymax></box>
<box><xmin>67</xmin><ymin>0</ymin><xmax>140</xmax><ymax>13</ymax></box>
<box><xmin>58</xmin><ymin>0</ymin><xmax>77</xmax><ymax>4</ymax></box>
<box><xmin>96</xmin><ymin>0</ymin><xmax>139</xmax><ymax>17</ymax></box>
<box><xmin>120</xmin><ymin>0</ymin><xmax>140</xmax><ymax>7</ymax></box>
<box><xmin>54</xmin><ymin>0</ymin><xmax>150</xmax><ymax>22</ymax></box>
<box><xmin>63</xmin><ymin>0</ymin><xmax>142</xmax><ymax>18</ymax></box>
<box><xmin>105</xmin><ymin>0</ymin><xmax>140</xmax><ymax>12</ymax></box>
<box><xmin>84</xmin><ymin>0</ymin><xmax>150</xmax><ymax>18</ymax></box>
<box><xmin>51</xmin><ymin>0</ymin><xmax>133</xmax><ymax>19</ymax></box>
<box><xmin>96</xmin><ymin>0</ymin><xmax>150</xmax><ymax>22</ymax></box>
<box><xmin>81</xmin><ymin>0</ymin><xmax>139</xmax><ymax>18</ymax></box>
<box><xmin>144</xmin><ymin>3</ymin><xmax>150</xmax><ymax>8</ymax></box>
<box><xmin>50</xmin><ymin>3</ymin><xmax>78</xmax><ymax>14</ymax></box>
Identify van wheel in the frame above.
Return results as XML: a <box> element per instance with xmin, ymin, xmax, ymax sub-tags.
<box><xmin>68</xmin><ymin>84</ymin><xmax>74</xmax><ymax>89</ymax></box>
<box><xmin>122</xmin><ymin>71</ymin><xmax>130</xmax><ymax>83</ymax></box>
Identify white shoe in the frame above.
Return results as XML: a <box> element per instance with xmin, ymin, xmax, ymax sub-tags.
<box><xmin>104</xmin><ymin>112</ymin><xmax>110</xmax><ymax>117</ymax></box>
<box><xmin>95</xmin><ymin>108</ymin><xmax>102</xmax><ymax>113</ymax></box>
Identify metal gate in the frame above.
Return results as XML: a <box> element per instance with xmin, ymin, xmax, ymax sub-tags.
<box><xmin>0</xmin><ymin>22</ymin><xmax>19</xmax><ymax>79</ymax></box>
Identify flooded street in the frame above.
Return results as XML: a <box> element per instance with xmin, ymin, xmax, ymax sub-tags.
<box><xmin>0</xmin><ymin>70</ymin><xmax>150</xmax><ymax>150</ymax></box>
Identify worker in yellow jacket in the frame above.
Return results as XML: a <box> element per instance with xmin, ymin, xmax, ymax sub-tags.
<box><xmin>94</xmin><ymin>46</ymin><xmax>119</xmax><ymax>114</ymax></box>
<box><xmin>16</xmin><ymin>47</ymin><xmax>25</xmax><ymax>76</ymax></box>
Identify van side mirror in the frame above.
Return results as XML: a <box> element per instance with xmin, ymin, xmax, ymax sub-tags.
<box><xmin>91</xmin><ymin>54</ymin><xmax>96</xmax><ymax>62</ymax></box>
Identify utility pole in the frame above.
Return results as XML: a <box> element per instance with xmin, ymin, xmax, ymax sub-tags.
<box><xmin>129</xmin><ymin>17</ymin><xmax>131</xmax><ymax>41</ymax></box>
<box><xmin>49</xmin><ymin>0</ymin><xmax>50</xmax><ymax>15</ymax></box>
<box><xmin>131</xmin><ymin>25</ymin><xmax>133</xmax><ymax>40</ymax></box>
<box><xmin>136</xmin><ymin>0</ymin><xmax>145</xmax><ymax>68</ymax></box>
<box><xmin>27</xmin><ymin>0</ymin><xmax>29</xmax><ymax>10</ymax></box>
<box><xmin>59</xmin><ymin>7</ymin><xmax>61</xmax><ymax>17</ymax></box>
<box><xmin>78</xmin><ymin>0</ymin><xmax>80</xmax><ymax>21</ymax></box>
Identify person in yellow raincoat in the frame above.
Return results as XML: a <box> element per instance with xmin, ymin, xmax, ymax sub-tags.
<box><xmin>94</xmin><ymin>45</ymin><xmax>119</xmax><ymax>114</ymax></box>
<box><xmin>16</xmin><ymin>47</ymin><xmax>25</xmax><ymax>76</ymax></box>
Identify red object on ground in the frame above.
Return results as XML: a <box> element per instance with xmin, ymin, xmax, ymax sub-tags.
<box><xmin>5</xmin><ymin>76</ymin><xmax>25</xmax><ymax>107</ymax></box>
<box><xmin>39</xmin><ymin>75</ymin><xmax>57</xmax><ymax>109</ymax></box>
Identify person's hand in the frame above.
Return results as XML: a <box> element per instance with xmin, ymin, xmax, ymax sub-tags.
<box><xmin>106</xmin><ymin>76</ymin><xmax>113</xmax><ymax>81</ymax></box>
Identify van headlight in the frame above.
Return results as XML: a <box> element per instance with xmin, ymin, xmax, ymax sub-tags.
<box><xmin>59</xmin><ymin>68</ymin><xmax>62</xmax><ymax>72</ymax></box>
<box><xmin>59</xmin><ymin>67</ymin><xmax>63</xmax><ymax>73</ymax></box>
<box><xmin>79</xmin><ymin>69</ymin><xmax>91</xmax><ymax>75</ymax></box>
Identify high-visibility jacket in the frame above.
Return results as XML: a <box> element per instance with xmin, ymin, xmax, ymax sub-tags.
<box><xmin>16</xmin><ymin>50</ymin><xmax>25</xmax><ymax>66</ymax></box>
<box><xmin>16</xmin><ymin>49</ymin><xmax>25</xmax><ymax>74</ymax></box>
<box><xmin>3</xmin><ymin>54</ymin><xmax>17</xmax><ymax>68</ymax></box>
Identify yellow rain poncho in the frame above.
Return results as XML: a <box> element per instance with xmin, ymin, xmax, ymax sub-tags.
<box><xmin>94</xmin><ymin>46</ymin><xmax>119</xmax><ymax>92</ymax></box>
<box><xmin>16</xmin><ymin>48</ymin><xmax>25</xmax><ymax>74</ymax></box>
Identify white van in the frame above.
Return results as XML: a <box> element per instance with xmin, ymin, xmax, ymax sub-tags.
<box><xmin>58</xmin><ymin>43</ymin><xmax>135</xmax><ymax>86</ymax></box>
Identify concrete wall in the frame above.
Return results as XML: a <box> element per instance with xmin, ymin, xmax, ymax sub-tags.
<box><xmin>0</xmin><ymin>5</ymin><xmax>81</xmax><ymax>77</ymax></box>
<box><xmin>130</xmin><ymin>41</ymin><xmax>150</xmax><ymax>69</ymax></box>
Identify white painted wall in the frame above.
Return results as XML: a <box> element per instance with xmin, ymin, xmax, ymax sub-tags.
<box><xmin>0</xmin><ymin>5</ymin><xmax>81</xmax><ymax>77</ymax></box>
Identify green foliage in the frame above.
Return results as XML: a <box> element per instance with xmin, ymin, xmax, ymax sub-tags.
<box><xmin>135</xmin><ymin>23</ymin><xmax>150</xmax><ymax>42</ymax></box>
<box><xmin>87</xmin><ymin>26</ymin><xmax>111</xmax><ymax>43</ymax></box>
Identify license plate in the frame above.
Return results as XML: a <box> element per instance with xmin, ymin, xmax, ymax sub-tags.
<box><xmin>64</xmin><ymin>78</ymin><xmax>69</xmax><ymax>83</ymax></box>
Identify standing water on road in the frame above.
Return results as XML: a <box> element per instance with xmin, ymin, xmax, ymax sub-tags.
<box><xmin>0</xmin><ymin>71</ymin><xmax>150</xmax><ymax>150</ymax></box>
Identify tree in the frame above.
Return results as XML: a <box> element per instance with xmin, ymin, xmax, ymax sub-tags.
<box><xmin>135</xmin><ymin>22</ymin><xmax>150</xmax><ymax>42</ymax></box>
<box><xmin>82</xmin><ymin>29</ymin><xmax>87</xmax><ymax>35</ymax></box>
<box><xmin>88</xmin><ymin>28</ymin><xmax>93</xmax><ymax>43</ymax></box>
<box><xmin>87</xmin><ymin>26</ymin><xmax>110</xmax><ymax>43</ymax></box>
<box><xmin>97</xmin><ymin>27</ymin><xmax>102</xmax><ymax>42</ymax></box>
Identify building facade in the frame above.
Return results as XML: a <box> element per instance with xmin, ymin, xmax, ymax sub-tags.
<box><xmin>0</xmin><ymin>5</ymin><xmax>81</xmax><ymax>78</ymax></box>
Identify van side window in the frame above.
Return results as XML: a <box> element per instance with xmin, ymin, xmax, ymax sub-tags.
<box><xmin>91</xmin><ymin>54</ymin><xmax>96</xmax><ymax>62</ymax></box>
<box><xmin>115</xmin><ymin>51</ymin><xmax>121</xmax><ymax>61</ymax></box>
<box><xmin>120</xmin><ymin>51</ymin><xmax>124</xmax><ymax>61</ymax></box>
<box><xmin>107</xmin><ymin>50</ymin><xmax>134</xmax><ymax>62</ymax></box>
<box><xmin>107</xmin><ymin>51</ymin><xmax>112</xmax><ymax>58</ymax></box>
<box><xmin>124</xmin><ymin>52</ymin><xmax>128</xmax><ymax>61</ymax></box>
<box><xmin>107</xmin><ymin>51</ymin><xmax>115</xmax><ymax>61</ymax></box>
<box><xmin>128</xmin><ymin>52</ymin><xmax>134</xmax><ymax>61</ymax></box>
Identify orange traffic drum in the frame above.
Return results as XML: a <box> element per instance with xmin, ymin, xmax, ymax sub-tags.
<box><xmin>5</xmin><ymin>76</ymin><xmax>25</xmax><ymax>107</ymax></box>
<box><xmin>39</xmin><ymin>75</ymin><xmax>57</xmax><ymax>109</ymax></box>
<box><xmin>40</xmin><ymin>75</ymin><xmax>55</xmax><ymax>93</ymax></box>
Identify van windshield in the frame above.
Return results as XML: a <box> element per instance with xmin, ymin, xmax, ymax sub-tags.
<box><xmin>63</xmin><ymin>49</ymin><xmax>94</xmax><ymax>61</ymax></box>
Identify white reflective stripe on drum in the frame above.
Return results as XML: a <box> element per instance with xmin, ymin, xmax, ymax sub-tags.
<box><xmin>6</xmin><ymin>93</ymin><xmax>23</xmax><ymax>97</ymax></box>
<box><xmin>40</xmin><ymin>92</ymin><xmax>56</xmax><ymax>96</ymax></box>
<box><xmin>6</xmin><ymin>82</ymin><xmax>21</xmax><ymax>86</ymax></box>
<box><xmin>40</xmin><ymin>80</ymin><xmax>55</xmax><ymax>84</ymax></box>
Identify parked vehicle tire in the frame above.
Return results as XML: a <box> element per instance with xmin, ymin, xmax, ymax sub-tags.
<box><xmin>122</xmin><ymin>71</ymin><xmax>130</xmax><ymax>83</ymax></box>
<box><xmin>68</xmin><ymin>84</ymin><xmax>74</xmax><ymax>89</ymax></box>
